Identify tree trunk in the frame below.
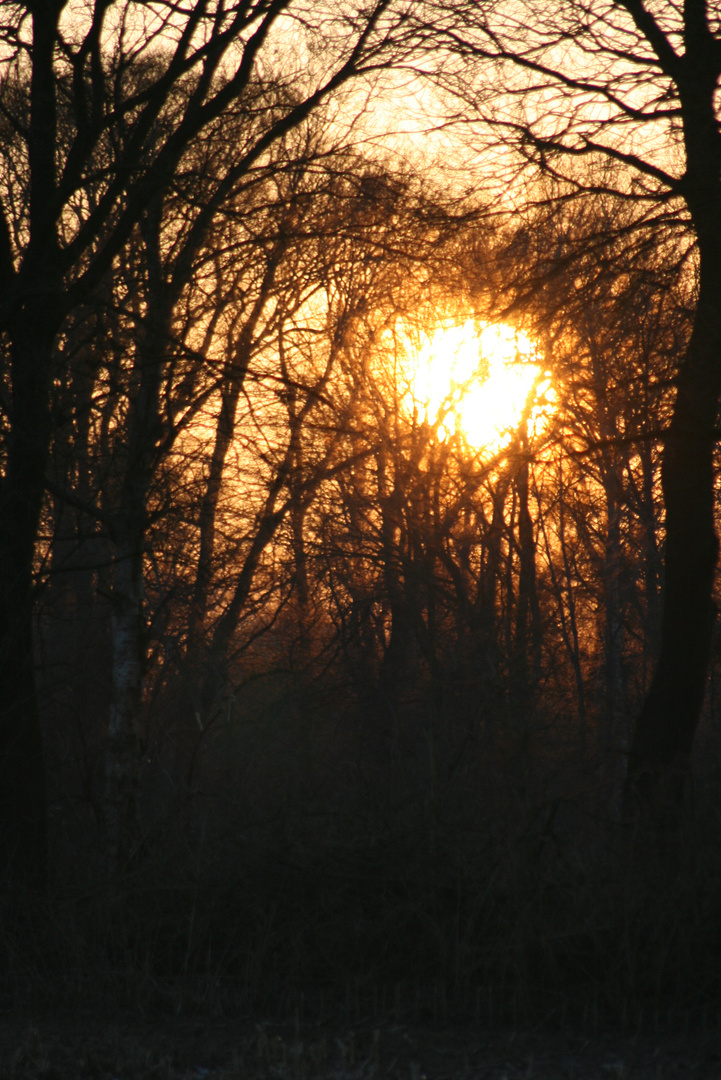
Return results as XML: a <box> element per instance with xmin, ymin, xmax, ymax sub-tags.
<box><xmin>625</xmin><ymin>248</ymin><xmax>721</xmax><ymax>825</ymax></box>
<box><xmin>514</xmin><ymin>433</ymin><xmax>542</xmax><ymax>690</ymax></box>
<box><xmin>638</xmin><ymin>436</ymin><xmax>662</xmax><ymax>670</ymax></box>
<box><xmin>538</xmin><ymin>460</ymin><xmax>588</xmax><ymax>756</ymax></box>
<box><xmin>601</xmin><ymin>470</ymin><xmax>626</xmax><ymax>815</ymax></box>
<box><xmin>104</xmin><ymin>206</ymin><xmax>167</xmax><ymax>870</ymax></box>
<box><xmin>0</xmin><ymin>313</ymin><xmax>57</xmax><ymax>890</ymax></box>
<box><xmin>187</xmin><ymin>253</ymin><xmax>279</xmax><ymax>655</ymax></box>
<box><xmin>0</xmin><ymin>3</ymin><xmax>63</xmax><ymax>892</ymax></box>
<box><xmin>475</xmin><ymin>466</ymin><xmax>511</xmax><ymax>749</ymax></box>
<box><xmin>105</xmin><ymin>536</ymin><xmax>145</xmax><ymax>870</ymax></box>
<box><xmin>188</xmin><ymin>374</ymin><xmax>243</xmax><ymax>652</ymax></box>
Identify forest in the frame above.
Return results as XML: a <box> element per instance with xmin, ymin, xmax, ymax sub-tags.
<box><xmin>2</xmin><ymin>0</ymin><xmax>721</xmax><ymax>1051</ymax></box>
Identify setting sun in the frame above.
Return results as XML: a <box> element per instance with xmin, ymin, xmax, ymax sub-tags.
<box><xmin>402</xmin><ymin>319</ymin><xmax>554</xmax><ymax>452</ymax></box>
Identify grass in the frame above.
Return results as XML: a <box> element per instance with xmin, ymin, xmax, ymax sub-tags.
<box><xmin>4</xmin><ymin>681</ymin><xmax>721</xmax><ymax>1078</ymax></box>
<box><xmin>3</xmin><ymin>774</ymin><xmax>721</xmax><ymax>1037</ymax></box>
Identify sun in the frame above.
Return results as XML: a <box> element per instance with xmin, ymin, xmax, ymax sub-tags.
<box><xmin>402</xmin><ymin>319</ymin><xmax>554</xmax><ymax>452</ymax></box>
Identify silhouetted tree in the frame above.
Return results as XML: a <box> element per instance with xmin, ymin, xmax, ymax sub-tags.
<box><xmin>427</xmin><ymin>0</ymin><xmax>718</xmax><ymax>822</ymax></box>
<box><xmin>0</xmin><ymin>0</ymin><xmax>426</xmax><ymax>886</ymax></box>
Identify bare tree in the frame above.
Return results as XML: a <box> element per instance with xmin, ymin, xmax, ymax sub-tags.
<box><xmin>496</xmin><ymin>196</ymin><xmax>685</xmax><ymax>807</ymax></box>
<box><xmin>0</xmin><ymin>0</ymin><xmax>424</xmax><ymax>886</ymax></box>
<box><xmin>425</xmin><ymin>0</ymin><xmax>721</xmax><ymax>824</ymax></box>
<box><xmin>59</xmin><ymin>144</ymin><xmax>449</xmax><ymax>866</ymax></box>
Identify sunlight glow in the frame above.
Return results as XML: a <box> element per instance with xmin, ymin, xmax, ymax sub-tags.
<box><xmin>402</xmin><ymin>319</ymin><xmax>554</xmax><ymax>452</ymax></box>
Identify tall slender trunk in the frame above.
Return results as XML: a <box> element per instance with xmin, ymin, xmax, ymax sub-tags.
<box><xmin>514</xmin><ymin>433</ymin><xmax>542</xmax><ymax>689</ymax></box>
<box><xmin>289</xmin><ymin>437</ymin><xmax>311</xmax><ymax>668</ymax></box>
<box><xmin>638</xmin><ymin>439</ymin><xmax>662</xmax><ymax>670</ymax></box>
<box><xmin>187</xmin><ymin>253</ymin><xmax>279</xmax><ymax>654</ymax></box>
<box><xmin>105</xmin><ymin>536</ymin><xmax>145</xmax><ymax>869</ymax></box>
<box><xmin>477</xmin><ymin>468</ymin><xmax>511</xmax><ymax>651</ymax></box>
<box><xmin>601</xmin><ymin>468</ymin><xmax>626</xmax><ymax>814</ymax></box>
<box><xmin>0</xmin><ymin>4</ymin><xmax>62</xmax><ymax>891</ymax></box>
<box><xmin>378</xmin><ymin>443</ymin><xmax>410</xmax><ymax>697</ymax></box>
<box><xmin>104</xmin><ymin>207</ymin><xmax>167</xmax><ymax>869</ymax></box>
<box><xmin>0</xmin><ymin>314</ymin><xmax>57</xmax><ymax>888</ymax></box>
<box><xmin>536</xmin><ymin>462</ymin><xmax>588</xmax><ymax>755</ymax></box>
<box><xmin>202</xmin><ymin>461</ymin><xmax>294</xmax><ymax>715</ymax></box>
<box><xmin>625</xmin><ymin>246</ymin><xmax>721</xmax><ymax>823</ymax></box>
<box><xmin>187</xmin><ymin>375</ymin><xmax>243</xmax><ymax>652</ymax></box>
<box><xmin>105</xmin><ymin>447</ymin><xmax>153</xmax><ymax>871</ymax></box>
<box><xmin>475</xmin><ymin>467</ymin><xmax>511</xmax><ymax>748</ymax></box>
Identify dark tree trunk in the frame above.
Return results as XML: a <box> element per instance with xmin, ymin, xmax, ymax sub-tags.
<box><xmin>601</xmin><ymin>466</ymin><xmax>627</xmax><ymax>814</ymax></box>
<box><xmin>187</xmin><ymin>374</ymin><xmax>243</xmax><ymax>653</ymax></box>
<box><xmin>625</xmin><ymin>248</ymin><xmax>721</xmax><ymax>824</ymax></box>
<box><xmin>0</xmin><ymin>1</ymin><xmax>63</xmax><ymax>892</ymax></box>
<box><xmin>104</xmin><ymin>206</ymin><xmax>170</xmax><ymax>871</ymax></box>
<box><xmin>106</xmin><ymin>539</ymin><xmax>144</xmax><ymax>866</ymax></box>
<box><xmin>0</xmin><ymin>313</ymin><xmax>58</xmax><ymax>889</ymax></box>
<box><xmin>514</xmin><ymin>432</ymin><xmax>542</xmax><ymax>689</ymax></box>
<box><xmin>624</xmin><ymin>4</ymin><xmax>721</xmax><ymax>825</ymax></box>
<box><xmin>187</xmin><ymin>253</ymin><xmax>279</xmax><ymax>655</ymax></box>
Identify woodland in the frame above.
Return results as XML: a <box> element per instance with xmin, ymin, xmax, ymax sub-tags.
<box><xmin>2</xmin><ymin>0</ymin><xmax>721</xmax><ymax>1042</ymax></box>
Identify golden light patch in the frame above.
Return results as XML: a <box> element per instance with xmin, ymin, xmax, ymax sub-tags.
<box><xmin>402</xmin><ymin>319</ymin><xmax>553</xmax><ymax>452</ymax></box>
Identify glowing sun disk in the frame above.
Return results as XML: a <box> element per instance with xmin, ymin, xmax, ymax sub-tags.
<box><xmin>404</xmin><ymin>320</ymin><xmax>553</xmax><ymax>451</ymax></box>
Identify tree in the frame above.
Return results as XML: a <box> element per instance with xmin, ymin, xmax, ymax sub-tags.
<box><xmin>493</xmin><ymin>195</ymin><xmax>686</xmax><ymax>804</ymax></box>
<box><xmin>0</xmin><ymin>0</ymin><xmax>421</xmax><ymax>887</ymax></box>
<box><xmin>43</xmin><ymin>141</ymin><xmax>454</xmax><ymax>868</ymax></box>
<box><xmin>426</xmin><ymin>0</ymin><xmax>721</xmax><ymax>825</ymax></box>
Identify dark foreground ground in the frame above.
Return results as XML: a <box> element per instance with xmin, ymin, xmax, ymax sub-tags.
<box><xmin>1</xmin><ymin>1014</ymin><xmax>720</xmax><ymax>1080</ymax></box>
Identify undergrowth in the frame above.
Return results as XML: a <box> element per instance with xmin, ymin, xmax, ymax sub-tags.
<box><xmin>3</xmin><ymin>767</ymin><xmax>721</xmax><ymax>1036</ymax></box>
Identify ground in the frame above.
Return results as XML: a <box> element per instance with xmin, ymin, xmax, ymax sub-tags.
<box><xmin>1</xmin><ymin>1015</ymin><xmax>720</xmax><ymax>1079</ymax></box>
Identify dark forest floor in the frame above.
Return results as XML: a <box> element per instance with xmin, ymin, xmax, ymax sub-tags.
<box><xmin>1</xmin><ymin>1012</ymin><xmax>720</xmax><ymax>1080</ymax></box>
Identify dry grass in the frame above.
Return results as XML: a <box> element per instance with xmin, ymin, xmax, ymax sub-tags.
<box><xmin>1</xmin><ymin>1014</ymin><xmax>720</xmax><ymax>1079</ymax></box>
<box><xmin>3</xmin><ymin>783</ymin><xmax>721</xmax><ymax>1036</ymax></box>
<box><xmin>4</xmin><ymin>696</ymin><xmax>721</xmax><ymax>1075</ymax></box>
